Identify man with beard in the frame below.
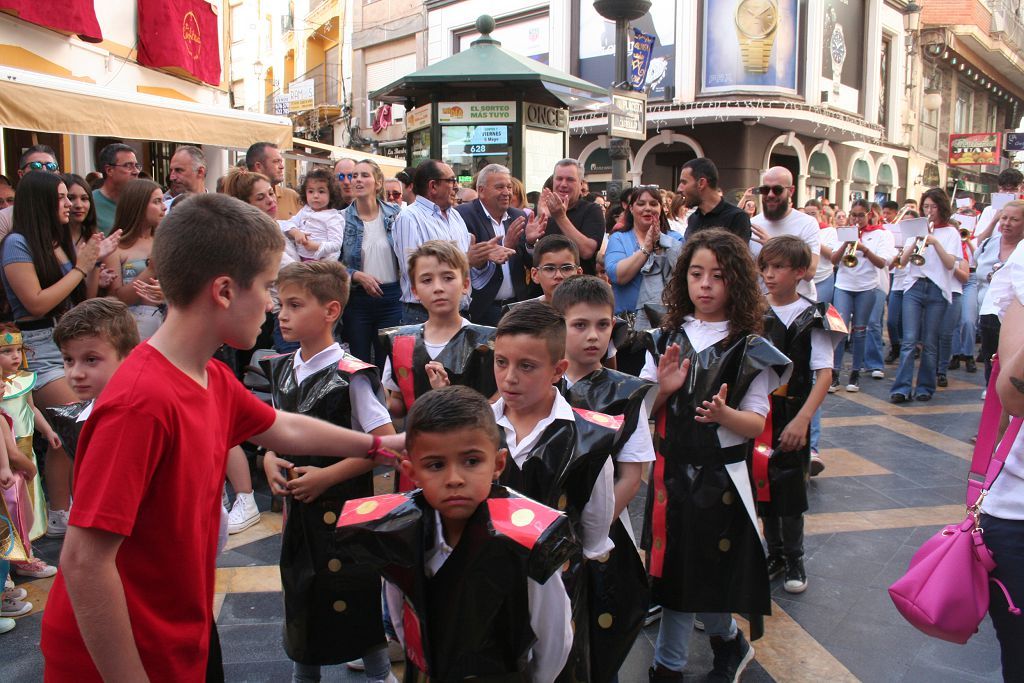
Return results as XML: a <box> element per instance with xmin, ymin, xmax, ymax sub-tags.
<box><xmin>333</xmin><ymin>158</ymin><xmax>356</xmax><ymax>209</ymax></box>
<box><xmin>246</xmin><ymin>142</ymin><xmax>301</xmax><ymax>220</ymax></box>
<box><xmin>750</xmin><ymin>166</ymin><xmax>821</xmax><ymax>299</ymax></box>
<box><xmin>94</xmin><ymin>143</ymin><xmax>141</xmax><ymax>234</ymax></box>
<box><xmin>527</xmin><ymin>159</ymin><xmax>605</xmax><ymax>275</ymax></box>
<box><xmin>679</xmin><ymin>157</ymin><xmax>752</xmax><ymax>241</ymax></box>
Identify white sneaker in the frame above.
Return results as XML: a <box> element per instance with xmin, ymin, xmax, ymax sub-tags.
<box><xmin>46</xmin><ymin>508</ymin><xmax>69</xmax><ymax>538</ymax></box>
<box><xmin>3</xmin><ymin>587</ymin><xmax>27</xmax><ymax>602</ymax></box>
<box><xmin>871</xmin><ymin>369</ymin><xmax>885</xmax><ymax>379</ymax></box>
<box><xmin>0</xmin><ymin>595</ymin><xmax>31</xmax><ymax>618</ymax></box>
<box><xmin>982</xmin><ymin>389</ymin><xmax>987</xmax><ymax>401</ymax></box>
<box><xmin>227</xmin><ymin>491</ymin><xmax>261</xmax><ymax>535</ymax></box>
<box><xmin>346</xmin><ymin>659</ymin><xmax>365</xmax><ymax>671</ymax></box>
<box><xmin>13</xmin><ymin>558</ymin><xmax>57</xmax><ymax>579</ymax></box>
<box><xmin>4</xmin><ymin>576</ymin><xmax>14</xmax><ymax>591</ymax></box>
<box><xmin>0</xmin><ymin>617</ymin><xmax>15</xmax><ymax>634</ymax></box>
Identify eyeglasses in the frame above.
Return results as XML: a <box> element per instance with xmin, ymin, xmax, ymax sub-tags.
<box><xmin>537</xmin><ymin>264</ymin><xmax>579</xmax><ymax>275</ymax></box>
<box><xmin>23</xmin><ymin>161</ymin><xmax>59</xmax><ymax>172</ymax></box>
<box><xmin>757</xmin><ymin>185</ymin><xmax>788</xmax><ymax>196</ymax></box>
<box><xmin>111</xmin><ymin>162</ymin><xmax>142</xmax><ymax>171</ymax></box>
<box><xmin>433</xmin><ymin>177</ymin><xmax>458</xmax><ymax>184</ymax></box>
<box><xmin>848</xmin><ymin>212</ymin><xmax>867</xmax><ymax>218</ymax></box>
<box><xmin>337</xmin><ymin>172</ymin><xmax>354</xmax><ymax>181</ymax></box>
<box><xmin>386</xmin><ymin>191</ymin><xmax>403</xmax><ymax>199</ymax></box>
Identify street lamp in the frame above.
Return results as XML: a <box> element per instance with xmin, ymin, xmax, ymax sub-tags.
<box><xmin>253</xmin><ymin>58</ymin><xmax>265</xmax><ymax>78</ymax></box>
<box><xmin>904</xmin><ymin>0</ymin><xmax>921</xmax><ymax>35</ymax></box>
<box><xmin>593</xmin><ymin>0</ymin><xmax>651</xmax><ymax>202</ymax></box>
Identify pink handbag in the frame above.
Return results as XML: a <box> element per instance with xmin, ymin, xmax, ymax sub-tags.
<box><xmin>889</xmin><ymin>357</ymin><xmax>1022</xmax><ymax>643</ymax></box>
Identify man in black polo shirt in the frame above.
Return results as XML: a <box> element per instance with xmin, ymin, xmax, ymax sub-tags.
<box><xmin>678</xmin><ymin>157</ymin><xmax>751</xmax><ymax>241</ymax></box>
<box><xmin>525</xmin><ymin>158</ymin><xmax>605</xmax><ymax>275</ymax></box>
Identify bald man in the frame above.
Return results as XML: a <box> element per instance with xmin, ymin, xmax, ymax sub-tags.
<box><xmin>749</xmin><ymin>166</ymin><xmax>821</xmax><ymax>299</ymax></box>
<box><xmin>333</xmin><ymin>158</ymin><xmax>356</xmax><ymax>209</ymax></box>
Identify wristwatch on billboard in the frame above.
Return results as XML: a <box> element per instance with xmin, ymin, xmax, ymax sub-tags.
<box><xmin>830</xmin><ymin>23</ymin><xmax>847</xmax><ymax>94</ymax></box>
<box><xmin>735</xmin><ymin>0</ymin><xmax>780</xmax><ymax>74</ymax></box>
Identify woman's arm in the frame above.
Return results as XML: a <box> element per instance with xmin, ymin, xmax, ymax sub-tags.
<box><xmin>4</xmin><ymin>262</ymin><xmax>88</xmax><ymax>318</ymax></box>
<box><xmin>997</xmin><ymin>298</ymin><xmax>1024</xmax><ymax>416</ymax></box>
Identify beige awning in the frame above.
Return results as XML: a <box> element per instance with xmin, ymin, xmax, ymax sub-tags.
<box><xmin>290</xmin><ymin>137</ymin><xmax>406</xmax><ymax>177</ymax></box>
<box><xmin>0</xmin><ymin>66</ymin><xmax>292</xmax><ymax>149</ymax></box>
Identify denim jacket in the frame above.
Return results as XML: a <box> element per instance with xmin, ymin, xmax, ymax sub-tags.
<box><xmin>341</xmin><ymin>200</ymin><xmax>401</xmax><ymax>276</ymax></box>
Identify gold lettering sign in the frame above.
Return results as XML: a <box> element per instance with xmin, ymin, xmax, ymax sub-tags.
<box><xmin>183</xmin><ymin>11</ymin><xmax>202</xmax><ymax>61</ymax></box>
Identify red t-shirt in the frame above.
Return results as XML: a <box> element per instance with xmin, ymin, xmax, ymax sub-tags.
<box><xmin>41</xmin><ymin>343</ymin><xmax>277</xmax><ymax>682</ymax></box>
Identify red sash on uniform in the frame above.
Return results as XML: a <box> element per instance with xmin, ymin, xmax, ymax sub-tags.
<box><xmin>392</xmin><ymin>335</ymin><xmax>417</xmax><ymax>411</ymax></box>
<box><xmin>648</xmin><ymin>409</ymin><xmax>669</xmax><ymax>577</ymax></box>
<box><xmin>752</xmin><ymin>404</ymin><xmax>773</xmax><ymax>503</ymax></box>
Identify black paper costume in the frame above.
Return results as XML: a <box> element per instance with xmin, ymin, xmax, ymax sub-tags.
<box><xmin>260</xmin><ymin>352</ymin><xmax>386</xmax><ymax>665</ymax></box>
<box><xmin>642</xmin><ymin>329</ymin><xmax>790</xmax><ymax>638</ymax></box>
<box><xmin>44</xmin><ymin>401</ymin><xmax>91</xmax><ymax>461</ymax></box>
<box><xmin>335</xmin><ymin>485</ymin><xmax>578</xmax><ymax>683</ymax></box>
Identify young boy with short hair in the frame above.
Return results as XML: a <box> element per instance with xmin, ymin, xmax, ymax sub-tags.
<box><xmin>336</xmin><ymin>385</ymin><xmax>576</xmax><ymax>683</ymax></box>
<box><xmin>260</xmin><ymin>259</ymin><xmax>397</xmax><ymax>682</ymax></box>
<box><xmin>380</xmin><ymin>240</ymin><xmax>497</xmax><ymax>420</ymax></box>
<box><xmin>550</xmin><ymin>274</ymin><xmax>654</xmax><ymax>682</ymax></box>
<box><xmin>493</xmin><ymin>300</ymin><xmax>618</xmax><ymax>681</ymax></box>
<box><xmin>504</xmin><ymin>235</ymin><xmax>583</xmax><ymax>315</ymax></box>
<box><xmin>47</xmin><ymin>298</ymin><xmax>141</xmax><ymax>459</ymax></box>
<box><xmin>40</xmin><ymin>194</ymin><xmax>402</xmax><ymax>682</ymax></box>
<box><xmin>756</xmin><ymin>236</ymin><xmax>846</xmax><ymax>593</ymax></box>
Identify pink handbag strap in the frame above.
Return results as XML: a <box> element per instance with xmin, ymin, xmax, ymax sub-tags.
<box><xmin>967</xmin><ymin>354</ymin><xmax>1024</xmax><ymax>506</ymax></box>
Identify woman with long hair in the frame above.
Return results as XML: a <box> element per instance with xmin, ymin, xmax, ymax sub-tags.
<box><xmin>1</xmin><ymin>172</ymin><xmax>119</xmax><ymax>535</ymax></box>
<box><xmin>102</xmin><ymin>178</ymin><xmax>165</xmax><ymax>340</ymax></box>
<box><xmin>890</xmin><ymin>188</ymin><xmax>960</xmax><ymax>402</ymax></box>
<box><xmin>604</xmin><ymin>186</ymin><xmax>683</xmax><ymax>329</ymax></box>
<box><xmin>340</xmin><ymin>159</ymin><xmax>402</xmax><ymax>367</ymax></box>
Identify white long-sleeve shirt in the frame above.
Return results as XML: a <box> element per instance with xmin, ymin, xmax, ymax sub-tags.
<box><xmin>280</xmin><ymin>205</ymin><xmax>345</xmax><ymax>261</ymax></box>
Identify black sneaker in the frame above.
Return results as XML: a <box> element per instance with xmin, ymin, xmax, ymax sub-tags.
<box><xmin>766</xmin><ymin>554</ymin><xmax>785</xmax><ymax>580</ymax></box>
<box><xmin>890</xmin><ymin>393</ymin><xmax>908</xmax><ymax>404</ymax></box>
<box><xmin>965</xmin><ymin>357</ymin><xmax>977</xmax><ymax>373</ymax></box>
<box><xmin>885</xmin><ymin>346</ymin><xmax>900</xmax><ymax>364</ymax></box>
<box><xmin>784</xmin><ymin>557</ymin><xmax>808</xmax><ymax>593</ymax></box>
<box><xmin>828</xmin><ymin>375</ymin><xmax>840</xmax><ymax>393</ymax></box>
<box><xmin>948</xmin><ymin>356</ymin><xmax>961</xmax><ymax>370</ymax></box>
<box><xmin>845</xmin><ymin>370</ymin><xmax>860</xmax><ymax>392</ymax></box>
<box><xmin>708</xmin><ymin>629</ymin><xmax>754</xmax><ymax>683</ymax></box>
<box><xmin>648</xmin><ymin>665</ymin><xmax>684</xmax><ymax>682</ymax></box>
<box><xmin>937</xmin><ymin>374</ymin><xmax>948</xmax><ymax>387</ymax></box>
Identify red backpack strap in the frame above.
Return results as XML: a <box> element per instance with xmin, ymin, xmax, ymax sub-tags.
<box><xmin>752</xmin><ymin>402</ymin><xmax>773</xmax><ymax>503</ymax></box>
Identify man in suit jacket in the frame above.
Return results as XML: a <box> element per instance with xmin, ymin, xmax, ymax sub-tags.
<box><xmin>456</xmin><ymin>164</ymin><xmax>530</xmax><ymax>325</ymax></box>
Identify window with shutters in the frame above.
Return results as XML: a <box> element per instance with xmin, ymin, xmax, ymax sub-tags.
<box><xmin>365</xmin><ymin>54</ymin><xmax>417</xmax><ymax>124</ymax></box>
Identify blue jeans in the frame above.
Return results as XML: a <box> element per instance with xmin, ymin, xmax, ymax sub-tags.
<box><xmin>832</xmin><ymin>288</ymin><xmax>877</xmax><ymax>373</ymax></box>
<box><xmin>957</xmin><ymin>272</ymin><xmax>979</xmax><ymax>358</ymax></box>
<box><xmin>293</xmin><ymin>643</ymin><xmax>390</xmax><ymax>682</ymax></box>
<box><xmin>654</xmin><ymin>609</ymin><xmax>737</xmax><ymax>672</ymax></box>
<box><xmin>891</xmin><ymin>278</ymin><xmax>950</xmax><ymax>398</ymax></box>
<box><xmin>887</xmin><ymin>287</ymin><xmax>903</xmax><ymax>352</ymax></box>
<box><xmin>980</xmin><ymin>514</ymin><xmax>1024</xmax><ymax>680</ymax></box>
<box><xmin>815</xmin><ymin>273</ymin><xmax>835</xmax><ymax>306</ymax></box>
<box><xmin>809</xmin><ymin>279</ymin><xmax>834</xmax><ymax>452</ymax></box>
<box><xmin>937</xmin><ymin>291</ymin><xmax>963</xmax><ymax>374</ymax></box>
<box><xmin>864</xmin><ymin>288</ymin><xmax>886</xmax><ymax>371</ymax></box>
<box><xmin>342</xmin><ymin>281</ymin><xmax>402</xmax><ymax>370</ymax></box>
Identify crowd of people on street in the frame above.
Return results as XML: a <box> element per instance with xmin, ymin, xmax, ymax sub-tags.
<box><xmin>0</xmin><ymin>139</ymin><xmax>1022</xmax><ymax>682</ymax></box>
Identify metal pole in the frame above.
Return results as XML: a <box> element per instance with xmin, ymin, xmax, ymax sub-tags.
<box><xmin>607</xmin><ymin>18</ymin><xmax>630</xmax><ymax>203</ymax></box>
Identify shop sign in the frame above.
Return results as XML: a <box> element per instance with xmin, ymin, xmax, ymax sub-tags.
<box><xmin>273</xmin><ymin>94</ymin><xmax>290</xmax><ymax>116</ymax></box>
<box><xmin>437</xmin><ymin>101</ymin><xmax>516</xmax><ymax>124</ymax></box>
<box><xmin>1005</xmin><ymin>131</ymin><xmax>1024</xmax><ymax>152</ymax></box>
<box><xmin>289</xmin><ymin>79</ymin><xmax>315</xmax><ymax>113</ymax></box>
<box><xmin>525</xmin><ymin>103</ymin><xmax>568</xmax><ymax>131</ymax></box>
<box><xmin>609</xmin><ymin>90</ymin><xmax>647</xmax><ymax>141</ymax></box>
<box><xmin>949</xmin><ymin>132</ymin><xmax>1001</xmax><ymax>166</ymax></box>
<box><xmin>405</xmin><ymin>104</ymin><xmax>431</xmax><ymax>132</ymax></box>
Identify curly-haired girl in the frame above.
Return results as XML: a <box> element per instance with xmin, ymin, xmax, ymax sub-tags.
<box><xmin>640</xmin><ymin>228</ymin><xmax>791</xmax><ymax>682</ymax></box>
<box><xmin>280</xmin><ymin>167</ymin><xmax>345</xmax><ymax>262</ymax></box>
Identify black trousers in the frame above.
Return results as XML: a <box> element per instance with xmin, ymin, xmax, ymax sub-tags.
<box><xmin>762</xmin><ymin>514</ymin><xmax>805</xmax><ymax>559</ymax></box>
<box><xmin>981</xmin><ymin>514</ymin><xmax>1024</xmax><ymax>681</ymax></box>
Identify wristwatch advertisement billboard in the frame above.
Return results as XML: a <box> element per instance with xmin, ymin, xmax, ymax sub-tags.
<box><xmin>701</xmin><ymin>0</ymin><xmax>799</xmax><ymax>95</ymax></box>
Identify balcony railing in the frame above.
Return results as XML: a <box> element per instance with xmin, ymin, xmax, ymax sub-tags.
<box><xmin>990</xmin><ymin>0</ymin><xmax>1024</xmax><ymax>54</ymax></box>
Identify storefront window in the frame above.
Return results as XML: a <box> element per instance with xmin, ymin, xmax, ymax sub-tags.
<box><xmin>441</xmin><ymin>125</ymin><xmax>512</xmax><ymax>181</ymax></box>
<box><xmin>409</xmin><ymin>129</ymin><xmax>431</xmax><ymax>168</ymax></box>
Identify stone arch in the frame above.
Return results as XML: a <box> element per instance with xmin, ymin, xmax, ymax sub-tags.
<box><xmin>628</xmin><ymin>130</ymin><xmax>705</xmax><ymax>185</ymax></box>
<box><xmin>764</xmin><ymin>133</ymin><xmax>808</xmax><ymax>203</ymax></box>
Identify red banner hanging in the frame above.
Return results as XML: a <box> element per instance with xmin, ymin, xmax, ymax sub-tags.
<box><xmin>0</xmin><ymin>1</ymin><xmax>102</xmax><ymax>43</ymax></box>
<box><xmin>137</xmin><ymin>0</ymin><xmax>221</xmax><ymax>86</ymax></box>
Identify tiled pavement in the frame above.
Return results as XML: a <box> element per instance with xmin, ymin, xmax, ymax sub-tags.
<box><xmin>6</xmin><ymin>363</ymin><xmax>1005</xmax><ymax>681</ymax></box>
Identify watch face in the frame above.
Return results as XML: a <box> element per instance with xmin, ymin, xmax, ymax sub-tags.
<box><xmin>736</xmin><ymin>0</ymin><xmax>778</xmax><ymax>38</ymax></box>
<box><xmin>830</xmin><ymin>29</ymin><xmax>846</xmax><ymax>63</ymax></box>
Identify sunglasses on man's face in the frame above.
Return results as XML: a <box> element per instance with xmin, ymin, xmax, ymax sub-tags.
<box><xmin>337</xmin><ymin>172</ymin><xmax>354</xmax><ymax>181</ymax></box>
<box><xmin>386</xmin><ymin>191</ymin><xmax>403</xmax><ymax>199</ymax></box>
<box><xmin>757</xmin><ymin>185</ymin><xmax>788</xmax><ymax>196</ymax></box>
<box><xmin>23</xmin><ymin>161</ymin><xmax>59</xmax><ymax>172</ymax></box>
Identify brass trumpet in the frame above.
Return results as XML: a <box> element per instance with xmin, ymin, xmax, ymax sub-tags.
<box><xmin>909</xmin><ymin>236</ymin><xmax>927</xmax><ymax>266</ymax></box>
<box><xmin>841</xmin><ymin>241</ymin><xmax>859</xmax><ymax>267</ymax></box>
<box><xmin>959</xmin><ymin>226</ymin><xmax>972</xmax><ymax>241</ymax></box>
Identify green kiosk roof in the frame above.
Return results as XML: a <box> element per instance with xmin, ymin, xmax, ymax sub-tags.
<box><xmin>369</xmin><ymin>15</ymin><xmax>609</xmax><ymax>110</ymax></box>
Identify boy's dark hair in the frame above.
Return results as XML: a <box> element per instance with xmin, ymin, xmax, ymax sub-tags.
<box><xmin>298</xmin><ymin>167</ymin><xmax>343</xmax><ymax>208</ymax></box>
<box><xmin>151</xmin><ymin>194</ymin><xmax>285</xmax><ymax>307</ymax></box>
<box><xmin>406</xmin><ymin>385</ymin><xmax>501</xmax><ymax>452</ymax></box>
<box><xmin>407</xmin><ymin>239</ymin><xmax>470</xmax><ymax>281</ymax></box>
<box><xmin>997</xmin><ymin>168</ymin><xmax>1023</xmax><ymax>190</ymax></box>
<box><xmin>54</xmin><ymin>299</ymin><xmax>140</xmax><ymax>358</ymax></box>
<box><xmin>803</xmin><ymin>198</ymin><xmax>822</xmax><ymax>210</ymax></box>
<box><xmin>496</xmin><ymin>300</ymin><xmax>566</xmax><ymax>362</ymax></box>
<box><xmin>757</xmin><ymin>235</ymin><xmax>811</xmax><ymax>271</ymax></box>
<box><xmin>551</xmin><ymin>275</ymin><xmax>614</xmax><ymax>315</ymax></box>
<box><xmin>277</xmin><ymin>260</ymin><xmax>351</xmax><ymax>311</ymax></box>
<box><xmin>882</xmin><ymin>200</ymin><xmax>900</xmax><ymax>212</ymax></box>
<box><xmin>534</xmin><ymin>234</ymin><xmax>580</xmax><ymax>264</ymax></box>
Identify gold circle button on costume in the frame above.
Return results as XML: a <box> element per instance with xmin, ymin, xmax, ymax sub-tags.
<box><xmin>328</xmin><ymin>559</ymin><xmax>342</xmax><ymax>573</ymax></box>
<box><xmin>557</xmin><ymin>494</ymin><xmax>568</xmax><ymax>510</ymax></box>
<box><xmin>356</xmin><ymin>500</ymin><xmax>379</xmax><ymax>515</ymax></box>
<box><xmin>323</xmin><ymin>511</ymin><xmax>338</xmax><ymax>525</ymax></box>
<box><xmin>397</xmin><ymin>367</ymin><xmax>409</xmax><ymax>379</ymax></box>
<box><xmin>598</xmin><ymin>613</ymin><xmax>614</xmax><ymax>629</ymax></box>
<box><xmin>718</xmin><ymin>538</ymin><xmax>732</xmax><ymax>552</ymax></box>
<box><xmin>722</xmin><ymin>491</ymin><xmax>734</xmax><ymax>505</ymax></box>
<box><xmin>511</xmin><ymin>508</ymin><xmax>535</xmax><ymax>527</ymax></box>
<box><xmin>333</xmin><ymin>600</ymin><xmax>347</xmax><ymax>612</ymax></box>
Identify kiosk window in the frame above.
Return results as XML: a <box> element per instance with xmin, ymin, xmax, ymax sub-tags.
<box><xmin>441</xmin><ymin>125</ymin><xmax>512</xmax><ymax>179</ymax></box>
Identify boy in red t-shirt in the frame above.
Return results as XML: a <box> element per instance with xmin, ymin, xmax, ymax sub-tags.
<box><xmin>40</xmin><ymin>194</ymin><xmax>403</xmax><ymax>683</ymax></box>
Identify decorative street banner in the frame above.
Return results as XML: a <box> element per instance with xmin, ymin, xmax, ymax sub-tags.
<box><xmin>702</xmin><ymin>0</ymin><xmax>800</xmax><ymax>95</ymax></box>
<box><xmin>137</xmin><ymin>0</ymin><xmax>221</xmax><ymax>85</ymax></box>
<box><xmin>579</xmin><ymin>2</ymin><xmax>676</xmax><ymax>101</ymax></box>
<box><xmin>629</xmin><ymin>29</ymin><xmax>656</xmax><ymax>91</ymax></box>
<box><xmin>0</xmin><ymin>0</ymin><xmax>102</xmax><ymax>42</ymax></box>
<box><xmin>949</xmin><ymin>132</ymin><xmax>1002</xmax><ymax>166</ymax></box>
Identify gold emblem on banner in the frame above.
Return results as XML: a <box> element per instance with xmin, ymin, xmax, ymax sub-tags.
<box><xmin>183</xmin><ymin>11</ymin><xmax>202</xmax><ymax>61</ymax></box>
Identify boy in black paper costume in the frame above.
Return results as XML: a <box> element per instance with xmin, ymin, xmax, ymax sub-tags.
<box><xmin>492</xmin><ymin>301</ymin><xmax>618</xmax><ymax>683</ymax></box>
<box><xmin>756</xmin><ymin>236</ymin><xmax>846</xmax><ymax>594</ymax></box>
<box><xmin>260</xmin><ymin>261</ymin><xmax>398</xmax><ymax>683</ymax></box>
<box><xmin>551</xmin><ymin>275</ymin><xmax>654</xmax><ymax>683</ymax></box>
<box><xmin>336</xmin><ymin>385</ymin><xmax>576</xmax><ymax>683</ymax></box>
